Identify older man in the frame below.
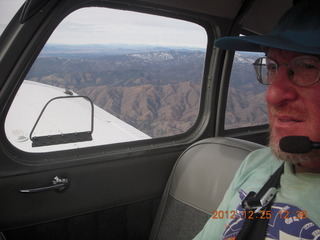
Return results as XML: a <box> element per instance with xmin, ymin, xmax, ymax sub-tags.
<box><xmin>195</xmin><ymin>0</ymin><xmax>320</xmax><ymax>239</ymax></box>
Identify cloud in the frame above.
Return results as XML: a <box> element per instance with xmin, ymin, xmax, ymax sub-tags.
<box><xmin>1</xmin><ymin>3</ymin><xmax>207</xmax><ymax>48</ymax></box>
<box><xmin>47</xmin><ymin>7</ymin><xmax>207</xmax><ymax>47</ymax></box>
<box><xmin>0</xmin><ymin>0</ymin><xmax>24</xmax><ymax>35</ymax></box>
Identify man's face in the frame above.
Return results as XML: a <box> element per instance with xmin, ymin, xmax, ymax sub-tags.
<box><xmin>266</xmin><ymin>48</ymin><xmax>320</xmax><ymax>165</ymax></box>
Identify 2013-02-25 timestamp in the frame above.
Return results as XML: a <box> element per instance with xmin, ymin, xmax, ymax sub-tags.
<box><xmin>211</xmin><ymin>210</ymin><xmax>308</xmax><ymax>220</ymax></box>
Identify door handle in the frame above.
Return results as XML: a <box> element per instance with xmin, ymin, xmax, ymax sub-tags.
<box><xmin>19</xmin><ymin>176</ymin><xmax>69</xmax><ymax>193</ymax></box>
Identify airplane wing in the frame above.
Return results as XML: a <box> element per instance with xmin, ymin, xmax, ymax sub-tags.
<box><xmin>5</xmin><ymin>80</ymin><xmax>150</xmax><ymax>152</ymax></box>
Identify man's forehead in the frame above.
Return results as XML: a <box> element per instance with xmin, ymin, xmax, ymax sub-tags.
<box><xmin>266</xmin><ymin>48</ymin><xmax>317</xmax><ymax>61</ymax></box>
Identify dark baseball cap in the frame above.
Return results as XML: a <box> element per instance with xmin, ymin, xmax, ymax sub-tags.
<box><xmin>215</xmin><ymin>0</ymin><xmax>320</xmax><ymax>54</ymax></box>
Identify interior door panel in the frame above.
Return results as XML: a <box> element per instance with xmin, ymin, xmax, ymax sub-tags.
<box><xmin>0</xmin><ymin>150</ymin><xmax>180</xmax><ymax>232</ymax></box>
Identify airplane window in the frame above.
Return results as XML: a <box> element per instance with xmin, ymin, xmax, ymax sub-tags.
<box><xmin>4</xmin><ymin>7</ymin><xmax>207</xmax><ymax>152</ymax></box>
<box><xmin>225</xmin><ymin>51</ymin><xmax>268</xmax><ymax>130</ymax></box>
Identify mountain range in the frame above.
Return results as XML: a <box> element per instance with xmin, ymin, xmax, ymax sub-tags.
<box><xmin>26</xmin><ymin>45</ymin><xmax>268</xmax><ymax>137</ymax></box>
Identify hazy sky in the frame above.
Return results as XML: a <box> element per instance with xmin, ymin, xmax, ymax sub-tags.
<box><xmin>1</xmin><ymin>0</ymin><xmax>207</xmax><ymax>48</ymax></box>
<box><xmin>49</xmin><ymin>8</ymin><xmax>207</xmax><ymax>47</ymax></box>
<box><xmin>0</xmin><ymin>0</ymin><xmax>24</xmax><ymax>34</ymax></box>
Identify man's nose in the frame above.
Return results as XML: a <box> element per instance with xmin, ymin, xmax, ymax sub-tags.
<box><xmin>265</xmin><ymin>67</ymin><xmax>298</xmax><ymax>106</ymax></box>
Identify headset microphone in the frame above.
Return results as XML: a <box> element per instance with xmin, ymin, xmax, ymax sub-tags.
<box><xmin>279</xmin><ymin>136</ymin><xmax>320</xmax><ymax>153</ymax></box>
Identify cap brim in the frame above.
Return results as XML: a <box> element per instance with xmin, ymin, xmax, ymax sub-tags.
<box><xmin>215</xmin><ymin>35</ymin><xmax>320</xmax><ymax>55</ymax></box>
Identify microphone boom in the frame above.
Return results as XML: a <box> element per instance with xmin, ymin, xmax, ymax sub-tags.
<box><xmin>279</xmin><ymin>136</ymin><xmax>313</xmax><ymax>154</ymax></box>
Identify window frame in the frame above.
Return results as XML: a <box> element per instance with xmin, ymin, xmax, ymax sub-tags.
<box><xmin>216</xmin><ymin>30</ymin><xmax>270</xmax><ymax>145</ymax></box>
<box><xmin>0</xmin><ymin>0</ymin><xmax>217</xmax><ymax>164</ymax></box>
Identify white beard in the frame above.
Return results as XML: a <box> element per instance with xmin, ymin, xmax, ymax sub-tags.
<box><xmin>269</xmin><ymin>130</ymin><xmax>320</xmax><ymax>164</ymax></box>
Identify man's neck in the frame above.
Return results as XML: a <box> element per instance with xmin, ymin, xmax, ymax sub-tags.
<box><xmin>294</xmin><ymin>161</ymin><xmax>320</xmax><ymax>173</ymax></box>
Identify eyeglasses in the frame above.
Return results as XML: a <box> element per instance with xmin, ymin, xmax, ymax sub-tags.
<box><xmin>253</xmin><ymin>56</ymin><xmax>320</xmax><ymax>87</ymax></box>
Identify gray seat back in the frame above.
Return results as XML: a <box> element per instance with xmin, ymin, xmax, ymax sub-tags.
<box><xmin>149</xmin><ymin>137</ymin><xmax>263</xmax><ymax>240</ymax></box>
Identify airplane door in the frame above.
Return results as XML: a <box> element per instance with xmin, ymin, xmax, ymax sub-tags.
<box><xmin>0</xmin><ymin>0</ymin><xmax>211</xmax><ymax>239</ymax></box>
